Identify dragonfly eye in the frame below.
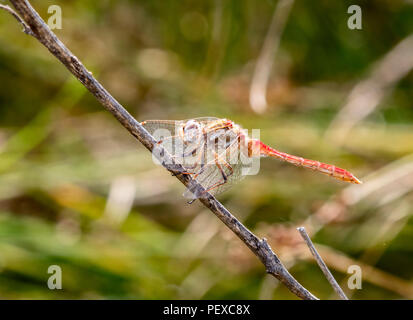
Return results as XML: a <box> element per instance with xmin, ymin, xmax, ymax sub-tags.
<box><xmin>183</xmin><ymin>120</ymin><xmax>201</xmax><ymax>143</ymax></box>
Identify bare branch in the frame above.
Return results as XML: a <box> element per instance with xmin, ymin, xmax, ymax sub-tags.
<box><xmin>7</xmin><ymin>0</ymin><xmax>318</xmax><ymax>300</ymax></box>
<box><xmin>0</xmin><ymin>3</ymin><xmax>33</xmax><ymax>36</ymax></box>
<box><xmin>297</xmin><ymin>227</ymin><xmax>348</xmax><ymax>300</ymax></box>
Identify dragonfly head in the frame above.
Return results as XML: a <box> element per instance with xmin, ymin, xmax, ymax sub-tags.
<box><xmin>182</xmin><ymin>120</ymin><xmax>202</xmax><ymax>144</ymax></box>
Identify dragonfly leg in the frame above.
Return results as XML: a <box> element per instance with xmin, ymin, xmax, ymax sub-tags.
<box><xmin>197</xmin><ymin>151</ymin><xmax>235</xmax><ymax>197</ymax></box>
<box><xmin>190</xmin><ymin>141</ymin><xmax>209</xmax><ymax>179</ymax></box>
<box><xmin>202</xmin><ymin>169</ymin><xmax>230</xmax><ymax>195</ymax></box>
<box><xmin>185</xmin><ymin>127</ymin><xmax>240</xmax><ymax>202</ymax></box>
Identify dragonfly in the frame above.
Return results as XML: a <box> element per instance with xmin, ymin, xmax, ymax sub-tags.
<box><xmin>141</xmin><ymin>117</ymin><xmax>362</xmax><ymax>200</ymax></box>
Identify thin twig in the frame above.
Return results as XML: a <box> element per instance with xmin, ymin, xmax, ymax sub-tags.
<box><xmin>297</xmin><ymin>227</ymin><xmax>348</xmax><ymax>300</ymax></box>
<box><xmin>0</xmin><ymin>3</ymin><xmax>33</xmax><ymax>35</ymax></box>
<box><xmin>316</xmin><ymin>241</ymin><xmax>413</xmax><ymax>300</ymax></box>
<box><xmin>6</xmin><ymin>0</ymin><xmax>318</xmax><ymax>300</ymax></box>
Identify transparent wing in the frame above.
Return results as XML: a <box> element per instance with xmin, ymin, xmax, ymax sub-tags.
<box><xmin>141</xmin><ymin>117</ymin><xmax>221</xmax><ymax>136</ymax></box>
<box><xmin>186</xmin><ymin>165</ymin><xmax>245</xmax><ymax>198</ymax></box>
<box><xmin>141</xmin><ymin>120</ymin><xmax>184</xmax><ymax>136</ymax></box>
<box><xmin>142</xmin><ymin>120</ymin><xmax>208</xmax><ymax>178</ymax></box>
<box><xmin>183</xmin><ymin>128</ymin><xmax>246</xmax><ymax>199</ymax></box>
<box><xmin>191</xmin><ymin>116</ymin><xmax>220</xmax><ymax>123</ymax></box>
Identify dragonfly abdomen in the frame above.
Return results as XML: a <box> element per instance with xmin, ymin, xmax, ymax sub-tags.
<box><xmin>256</xmin><ymin>140</ymin><xmax>362</xmax><ymax>184</ymax></box>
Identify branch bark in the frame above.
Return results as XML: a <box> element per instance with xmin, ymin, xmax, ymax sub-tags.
<box><xmin>5</xmin><ymin>0</ymin><xmax>317</xmax><ymax>300</ymax></box>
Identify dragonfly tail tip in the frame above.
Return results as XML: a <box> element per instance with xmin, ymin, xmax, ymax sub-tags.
<box><xmin>352</xmin><ymin>175</ymin><xmax>363</xmax><ymax>184</ymax></box>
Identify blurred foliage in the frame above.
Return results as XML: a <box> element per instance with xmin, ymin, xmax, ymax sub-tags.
<box><xmin>0</xmin><ymin>0</ymin><xmax>412</xmax><ymax>299</ymax></box>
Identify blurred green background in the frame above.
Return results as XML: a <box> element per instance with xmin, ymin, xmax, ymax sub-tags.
<box><xmin>0</xmin><ymin>0</ymin><xmax>412</xmax><ymax>299</ymax></box>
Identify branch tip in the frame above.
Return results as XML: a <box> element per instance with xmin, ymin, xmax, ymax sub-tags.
<box><xmin>298</xmin><ymin>226</ymin><xmax>348</xmax><ymax>300</ymax></box>
<box><xmin>0</xmin><ymin>4</ymin><xmax>34</xmax><ymax>36</ymax></box>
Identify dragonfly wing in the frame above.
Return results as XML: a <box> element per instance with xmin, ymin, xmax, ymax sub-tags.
<box><xmin>142</xmin><ymin>118</ymin><xmax>222</xmax><ymax>137</ymax></box>
<box><xmin>141</xmin><ymin>120</ymin><xmax>184</xmax><ymax>137</ymax></box>
<box><xmin>184</xmin><ymin>125</ymin><xmax>248</xmax><ymax>199</ymax></box>
<box><xmin>191</xmin><ymin>116</ymin><xmax>220</xmax><ymax>123</ymax></box>
<box><xmin>142</xmin><ymin>120</ymin><xmax>188</xmax><ymax>164</ymax></box>
<box><xmin>209</xmin><ymin>131</ymin><xmax>246</xmax><ymax>196</ymax></box>
<box><xmin>143</xmin><ymin>120</ymin><xmax>208</xmax><ymax>179</ymax></box>
<box><xmin>183</xmin><ymin>162</ymin><xmax>244</xmax><ymax>199</ymax></box>
<box><xmin>184</xmin><ymin>136</ymin><xmax>245</xmax><ymax>200</ymax></box>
